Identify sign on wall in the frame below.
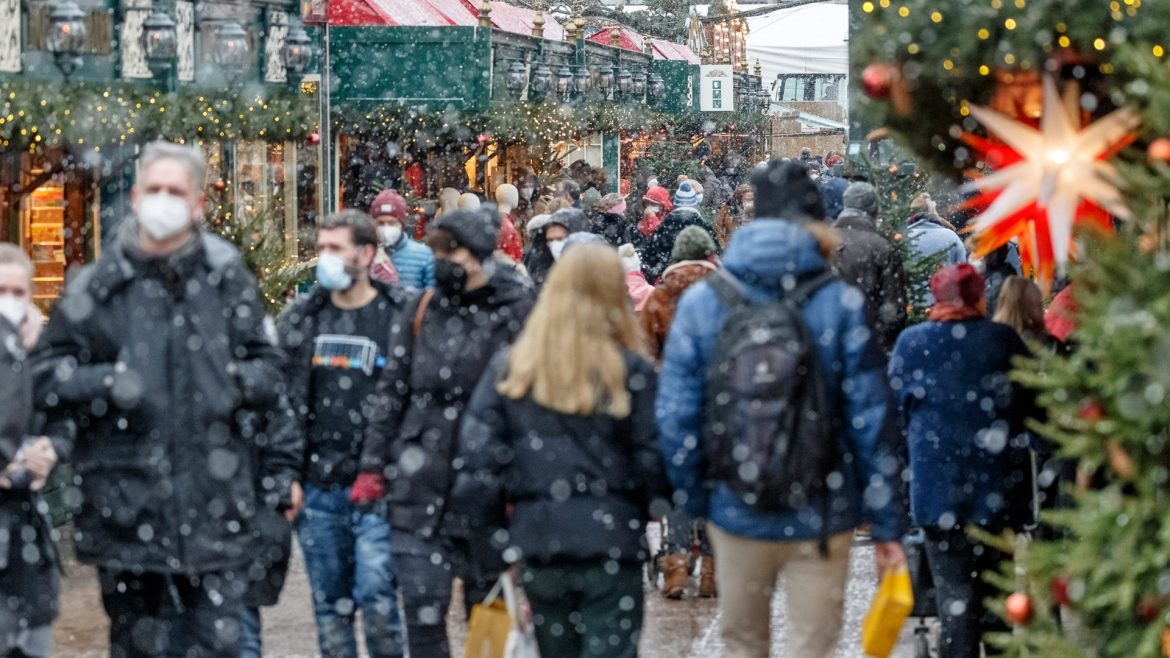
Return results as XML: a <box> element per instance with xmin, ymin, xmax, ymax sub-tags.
<box><xmin>700</xmin><ymin>65</ymin><xmax>734</xmax><ymax>112</ymax></box>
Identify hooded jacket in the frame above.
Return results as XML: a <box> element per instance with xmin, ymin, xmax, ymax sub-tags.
<box><xmin>522</xmin><ymin>210</ymin><xmax>590</xmax><ymax>289</ymax></box>
<box><xmin>832</xmin><ymin>209</ymin><xmax>909</xmax><ymax>354</ymax></box>
<box><xmin>30</xmin><ymin>229</ymin><xmax>290</xmax><ymax>574</ymax></box>
<box><xmin>640</xmin><ymin>260</ymin><xmax>717</xmax><ymax>361</ymax></box>
<box><xmin>360</xmin><ymin>266</ymin><xmax>536</xmax><ymax>537</ymax></box>
<box><xmin>0</xmin><ymin>316</ymin><xmax>59</xmax><ymax>628</ymax></box>
<box><xmin>638</xmin><ymin>187</ymin><xmax>674</xmax><ymax>238</ymax></box>
<box><xmin>655</xmin><ymin>220</ymin><xmax>905</xmax><ymax>543</ymax></box>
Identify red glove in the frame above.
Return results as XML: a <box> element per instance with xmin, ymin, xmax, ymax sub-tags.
<box><xmin>349</xmin><ymin>473</ymin><xmax>385</xmax><ymax>506</ymax></box>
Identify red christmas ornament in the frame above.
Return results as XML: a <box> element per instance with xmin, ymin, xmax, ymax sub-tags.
<box><xmin>861</xmin><ymin>63</ymin><xmax>895</xmax><ymax>100</ymax></box>
<box><xmin>1005</xmin><ymin>592</ymin><xmax>1034</xmax><ymax>625</ymax></box>
<box><xmin>1149</xmin><ymin>138</ymin><xmax>1170</xmax><ymax>162</ymax></box>
<box><xmin>1138</xmin><ymin>597</ymin><xmax>1162</xmax><ymax>623</ymax></box>
<box><xmin>212</xmin><ymin>178</ymin><xmax>226</xmax><ymax>192</ymax></box>
<box><xmin>307</xmin><ymin>132</ymin><xmax>321</xmax><ymax>146</ymax></box>
<box><xmin>1079</xmin><ymin>399</ymin><xmax>1105</xmax><ymax>422</ymax></box>
<box><xmin>1050</xmin><ymin>575</ymin><xmax>1070</xmax><ymax>607</ymax></box>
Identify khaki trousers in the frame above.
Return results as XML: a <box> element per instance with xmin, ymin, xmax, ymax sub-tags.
<box><xmin>708</xmin><ymin>524</ymin><xmax>852</xmax><ymax>658</ymax></box>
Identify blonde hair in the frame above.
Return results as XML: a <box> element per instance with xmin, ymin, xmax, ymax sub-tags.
<box><xmin>498</xmin><ymin>244</ymin><xmax>647</xmax><ymax>417</ymax></box>
<box><xmin>992</xmin><ymin>275</ymin><xmax>1045</xmax><ymax>335</ymax></box>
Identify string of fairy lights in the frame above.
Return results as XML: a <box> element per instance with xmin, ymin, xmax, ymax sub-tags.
<box><xmin>0</xmin><ymin>81</ymin><xmax>315</xmax><ymax>152</ymax></box>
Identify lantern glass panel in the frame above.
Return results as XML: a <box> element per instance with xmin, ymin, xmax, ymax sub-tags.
<box><xmin>575</xmin><ymin>67</ymin><xmax>591</xmax><ymax>94</ymax></box>
<box><xmin>143</xmin><ymin>10</ymin><xmax>177</xmax><ymax>61</ymax></box>
<box><xmin>47</xmin><ymin>0</ymin><xmax>87</xmax><ymax>55</ymax></box>
<box><xmin>214</xmin><ymin>22</ymin><xmax>251</xmax><ymax>70</ymax></box>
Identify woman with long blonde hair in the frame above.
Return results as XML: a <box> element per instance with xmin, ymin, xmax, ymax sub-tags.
<box><xmin>992</xmin><ymin>275</ymin><xmax>1063</xmax><ymax>352</ymax></box>
<box><xmin>447</xmin><ymin>243</ymin><xmax>669</xmax><ymax>658</ymax></box>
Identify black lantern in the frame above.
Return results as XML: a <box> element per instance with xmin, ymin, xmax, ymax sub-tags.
<box><xmin>555</xmin><ymin>65</ymin><xmax>573</xmax><ymax>98</ymax></box>
<box><xmin>756</xmin><ymin>87</ymin><xmax>770</xmax><ymax>114</ymax></box>
<box><xmin>283</xmin><ymin>22</ymin><xmax>313</xmax><ymax>82</ymax></box>
<box><xmin>632</xmin><ymin>71</ymin><xmax>646</xmax><ymax>97</ymax></box>
<box><xmin>47</xmin><ymin>0</ymin><xmax>87</xmax><ymax>78</ymax></box>
<box><xmin>530</xmin><ymin>62</ymin><xmax>553</xmax><ymax>99</ymax></box>
<box><xmin>574</xmin><ymin>66</ymin><xmax>591</xmax><ymax>95</ymax></box>
<box><xmin>616</xmin><ymin>68</ymin><xmax>631</xmax><ymax>95</ymax></box>
<box><xmin>505</xmin><ymin>60</ymin><xmax>527</xmax><ymax>99</ymax></box>
<box><xmin>647</xmin><ymin>72</ymin><xmax>664</xmax><ymax>101</ymax></box>
<box><xmin>596</xmin><ymin>67</ymin><xmax>613</xmax><ymax>93</ymax></box>
<box><xmin>142</xmin><ymin>9</ymin><xmax>177</xmax><ymax>78</ymax></box>
<box><xmin>213</xmin><ymin>21</ymin><xmax>251</xmax><ymax>76</ymax></box>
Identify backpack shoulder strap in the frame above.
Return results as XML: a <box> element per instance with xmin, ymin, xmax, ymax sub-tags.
<box><xmin>708</xmin><ymin>269</ymin><xmax>750</xmax><ymax>311</ymax></box>
<box><xmin>412</xmin><ymin>288</ymin><xmax>435</xmax><ymax>338</ymax></box>
<box><xmin>787</xmin><ymin>270</ymin><xmax>836</xmax><ymax>307</ymax></box>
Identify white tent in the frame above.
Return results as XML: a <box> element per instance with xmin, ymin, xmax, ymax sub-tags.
<box><xmin>746</xmin><ymin>1</ymin><xmax>848</xmax><ymax>82</ymax></box>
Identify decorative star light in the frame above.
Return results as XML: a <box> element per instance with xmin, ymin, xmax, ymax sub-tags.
<box><xmin>961</xmin><ymin>76</ymin><xmax>1139</xmax><ymax>285</ymax></box>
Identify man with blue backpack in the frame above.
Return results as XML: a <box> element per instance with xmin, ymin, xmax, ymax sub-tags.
<box><xmin>656</xmin><ymin>160</ymin><xmax>906</xmax><ymax>658</ymax></box>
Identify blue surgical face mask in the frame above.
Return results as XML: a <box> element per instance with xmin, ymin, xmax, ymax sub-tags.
<box><xmin>316</xmin><ymin>252</ymin><xmax>354</xmax><ymax>291</ymax></box>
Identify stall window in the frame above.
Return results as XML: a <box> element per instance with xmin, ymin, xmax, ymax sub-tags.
<box><xmin>20</xmin><ymin>156</ymin><xmax>100</xmax><ymax>313</ymax></box>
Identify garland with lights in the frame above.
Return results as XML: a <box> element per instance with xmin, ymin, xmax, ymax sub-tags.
<box><xmin>857</xmin><ymin>2</ymin><xmax>1170</xmax><ymax>657</ymax></box>
<box><xmin>333</xmin><ymin>100</ymin><xmax>767</xmax><ymax>149</ymax></box>
<box><xmin>0</xmin><ymin>80</ymin><xmax>316</xmax><ymax>151</ymax></box>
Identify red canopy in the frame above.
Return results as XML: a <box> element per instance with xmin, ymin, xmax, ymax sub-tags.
<box><xmin>329</xmin><ymin>0</ymin><xmax>566</xmax><ymax>39</ymax></box>
<box><xmin>586</xmin><ymin>27</ymin><xmax>700</xmax><ymax>63</ymax></box>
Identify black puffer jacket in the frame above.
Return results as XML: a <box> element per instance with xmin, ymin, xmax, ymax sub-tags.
<box><xmin>639</xmin><ymin>208</ymin><xmax>720</xmax><ymax>283</ymax></box>
<box><xmin>832</xmin><ymin>210</ymin><xmax>909</xmax><ymax>354</ymax></box>
<box><xmin>1</xmin><ymin>317</ymin><xmax>59</xmax><ymax>629</ymax></box>
<box><xmin>447</xmin><ymin>351</ymin><xmax>670</xmax><ymax>565</ymax></box>
<box><xmin>360</xmin><ymin>266</ymin><xmax>536</xmax><ymax>537</ymax></box>
<box><xmin>30</xmin><ymin>229</ymin><xmax>288</xmax><ymax>574</ymax></box>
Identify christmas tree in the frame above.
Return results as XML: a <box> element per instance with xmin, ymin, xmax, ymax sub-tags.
<box><xmin>854</xmin><ymin>0</ymin><xmax>1170</xmax><ymax>655</ymax></box>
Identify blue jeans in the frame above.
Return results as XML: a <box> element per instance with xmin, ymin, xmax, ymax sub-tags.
<box><xmin>296</xmin><ymin>486</ymin><xmax>405</xmax><ymax>658</ymax></box>
<box><xmin>238</xmin><ymin>607</ymin><xmax>261</xmax><ymax>658</ymax></box>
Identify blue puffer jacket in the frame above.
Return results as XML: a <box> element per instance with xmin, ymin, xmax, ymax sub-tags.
<box><xmin>387</xmin><ymin>237</ymin><xmax>435</xmax><ymax>290</ymax></box>
<box><xmin>655</xmin><ymin>219</ymin><xmax>905</xmax><ymax>543</ymax></box>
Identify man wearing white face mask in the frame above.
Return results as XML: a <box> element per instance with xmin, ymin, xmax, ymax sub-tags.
<box><xmin>277</xmin><ymin>209</ymin><xmax>409</xmax><ymax>658</ymax></box>
<box><xmin>369</xmin><ymin>189</ymin><xmax>434</xmax><ymax>290</ymax></box>
<box><xmin>29</xmin><ymin>141</ymin><xmax>293</xmax><ymax>658</ymax></box>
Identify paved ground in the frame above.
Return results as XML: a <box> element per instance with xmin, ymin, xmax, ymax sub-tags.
<box><xmin>53</xmin><ymin>531</ymin><xmax>929</xmax><ymax>657</ymax></box>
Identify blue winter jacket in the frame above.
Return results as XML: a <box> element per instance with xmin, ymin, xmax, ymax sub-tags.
<box><xmin>387</xmin><ymin>237</ymin><xmax>435</xmax><ymax>290</ymax></box>
<box><xmin>888</xmin><ymin>319</ymin><xmax>1036</xmax><ymax>531</ymax></box>
<box><xmin>656</xmin><ymin>219</ymin><xmax>905</xmax><ymax>543</ymax></box>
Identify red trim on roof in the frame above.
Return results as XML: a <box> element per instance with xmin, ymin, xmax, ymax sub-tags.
<box><xmin>329</xmin><ymin>0</ymin><xmax>566</xmax><ymax>38</ymax></box>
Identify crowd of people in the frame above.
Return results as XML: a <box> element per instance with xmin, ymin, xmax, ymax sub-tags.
<box><xmin>0</xmin><ymin>140</ymin><xmax>1074</xmax><ymax>658</ymax></box>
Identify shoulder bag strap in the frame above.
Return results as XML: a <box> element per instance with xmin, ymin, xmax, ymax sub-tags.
<box><xmin>412</xmin><ymin>289</ymin><xmax>435</xmax><ymax>338</ymax></box>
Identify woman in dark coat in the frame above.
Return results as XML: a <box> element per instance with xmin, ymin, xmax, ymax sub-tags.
<box><xmin>889</xmin><ymin>263</ymin><xmax>1038</xmax><ymax>658</ymax></box>
<box><xmin>448</xmin><ymin>243</ymin><xmax>670</xmax><ymax>658</ymax></box>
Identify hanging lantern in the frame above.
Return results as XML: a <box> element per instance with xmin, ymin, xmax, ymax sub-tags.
<box><xmin>142</xmin><ymin>9</ymin><xmax>177</xmax><ymax>78</ymax></box>
<box><xmin>632</xmin><ymin>71</ymin><xmax>646</xmax><ymax>96</ymax></box>
<box><xmin>647</xmin><ymin>72</ymin><xmax>665</xmax><ymax>101</ymax></box>
<box><xmin>597</xmin><ymin>67</ymin><xmax>613</xmax><ymax>92</ymax></box>
<box><xmin>617</xmin><ymin>68</ymin><xmax>632</xmax><ymax>95</ymax></box>
<box><xmin>555</xmin><ymin>65</ymin><xmax>573</xmax><ymax>97</ymax></box>
<box><xmin>283</xmin><ymin>22</ymin><xmax>314</xmax><ymax>82</ymax></box>
<box><xmin>574</xmin><ymin>66</ymin><xmax>592</xmax><ymax>95</ymax></box>
<box><xmin>505</xmin><ymin>60</ymin><xmax>527</xmax><ymax>98</ymax></box>
<box><xmin>47</xmin><ymin>0</ymin><xmax>87</xmax><ymax>78</ymax></box>
<box><xmin>530</xmin><ymin>62</ymin><xmax>553</xmax><ymax>99</ymax></box>
<box><xmin>213</xmin><ymin>21</ymin><xmax>251</xmax><ymax>75</ymax></box>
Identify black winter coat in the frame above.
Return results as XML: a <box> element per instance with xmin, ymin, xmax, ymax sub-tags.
<box><xmin>591</xmin><ymin>212</ymin><xmax>637</xmax><ymax>248</ymax></box>
<box><xmin>360</xmin><ymin>266</ymin><xmax>536</xmax><ymax>538</ymax></box>
<box><xmin>832</xmin><ymin>210</ymin><xmax>909</xmax><ymax>354</ymax></box>
<box><xmin>0</xmin><ymin>317</ymin><xmax>58</xmax><ymax>629</ymax></box>
<box><xmin>638</xmin><ymin>208</ymin><xmax>720</xmax><ymax>283</ymax></box>
<box><xmin>30</xmin><ymin>229</ymin><xmax>290</xmax><ymax>574</ymax></box>
<box><xmin>447</xmin><ymin>351</ymin><xmax>670</xmax><ymax>566</ymax></box>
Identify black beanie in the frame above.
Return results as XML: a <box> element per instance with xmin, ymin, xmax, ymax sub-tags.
<box><xmin>431</xmin><ymin>208</ymin><xmax>500</xmax><ymax>261</ymax></box>
<box><xmin>750</xmin><ymin>159</ymin><xmax>826</xmax><ymax>221</ymax></box>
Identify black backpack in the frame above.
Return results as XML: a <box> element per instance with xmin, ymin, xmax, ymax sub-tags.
<box><xmin>703</xmin><ymin>269</ymin><xmax>840</xmax><ymax>525</ymax></box>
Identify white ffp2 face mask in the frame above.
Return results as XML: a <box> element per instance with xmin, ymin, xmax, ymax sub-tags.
<box><xmin>0</xmin><ymin>294</ymin><xmax>27</xmax><ymax>328</ymax></box>
<box><xmin>377</xmin><ymin>225</ymin><xmax>403</xmax><ymax>247</ymax></box>
<box><xmin>137</xmin><ymin>193</ymin><xmax>193</xmax><ymax>241</ymax></box>
<box><xmin>548</xmin><ymin>239</ymin><xmax>567</xmax><ymax>261</ymax></box>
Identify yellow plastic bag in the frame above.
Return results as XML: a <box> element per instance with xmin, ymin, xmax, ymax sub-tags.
<box><xmin>861</xmin><ymin>565</ymin><xmax>915</xmax><ymax>658</ymax></box>
<box><xmin>464</xmin><ymin>597</ymin><xmax>512</xmax><ymax>658</ymax></box>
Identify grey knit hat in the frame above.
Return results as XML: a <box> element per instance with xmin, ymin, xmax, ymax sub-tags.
<box><xmin>842</xmin><ymin>182</ymin><xmax>879</xmax><ymax>216</ymax></box>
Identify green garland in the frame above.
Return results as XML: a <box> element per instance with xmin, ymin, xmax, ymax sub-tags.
<box><xmin>0</xmin><ymin>79</ymin><xmax>316</xmax><ymax>150</ymax></box>
<box><xmin>333</xmin><ymin>100</ymin><xmax>767</xmax><ymax>148</ymax></box>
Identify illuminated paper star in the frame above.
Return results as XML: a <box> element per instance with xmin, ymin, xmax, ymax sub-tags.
<box><xmin>961</xmin><ymin>76</ymin><xmax>1138</xmax><ymax>285</ymax></box>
